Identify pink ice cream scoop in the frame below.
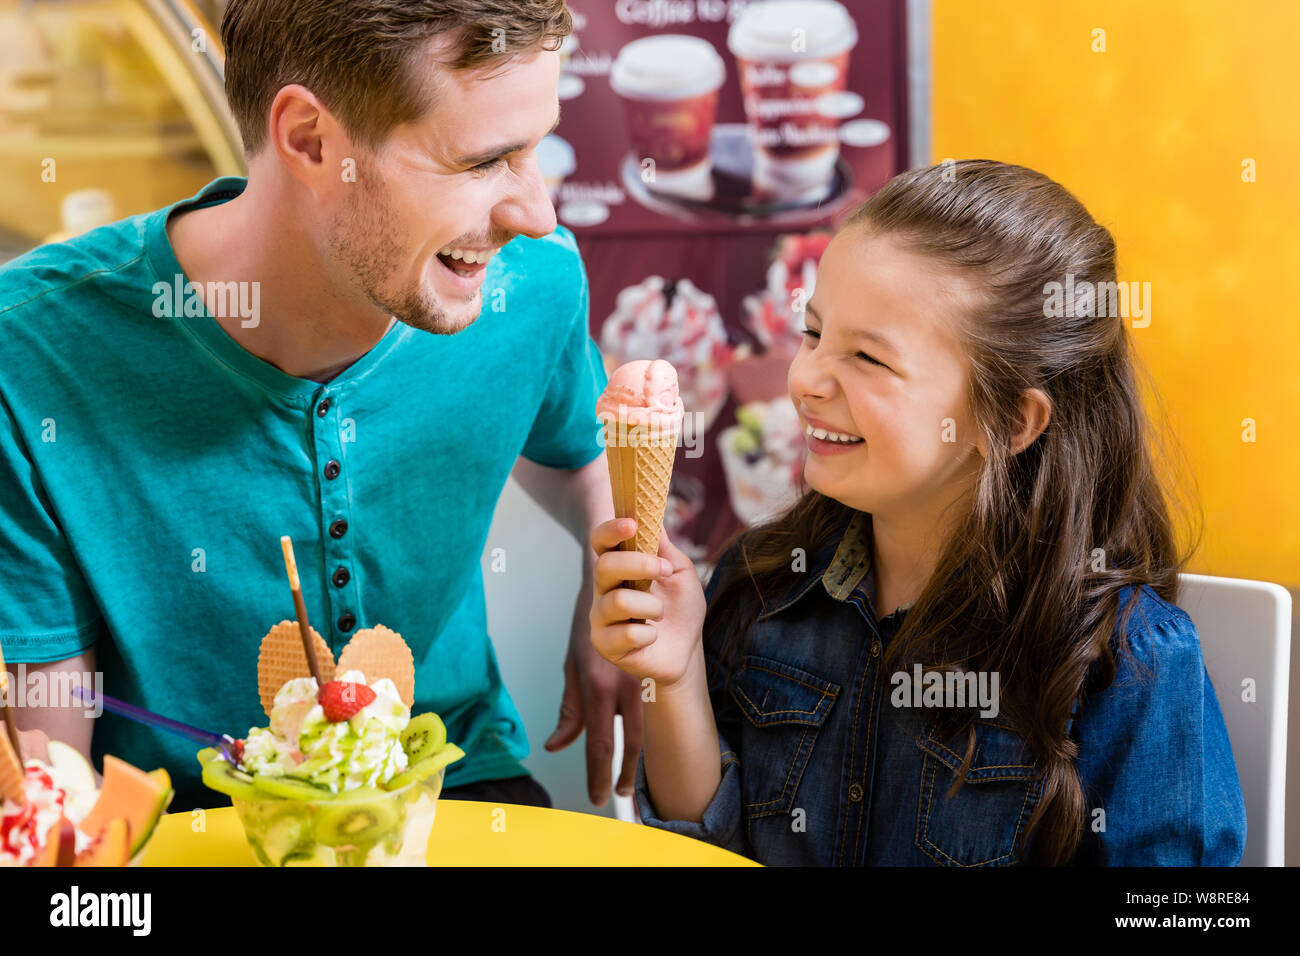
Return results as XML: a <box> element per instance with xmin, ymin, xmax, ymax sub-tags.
<box><xmin>596</xmin><ymin>359</ymin><xmax>685</xmax><ymax>434</ymax></box>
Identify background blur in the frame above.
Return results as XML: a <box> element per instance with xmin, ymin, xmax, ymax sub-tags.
<box><xmin>0</xmin><ymin>0</ymin><xmax>1294</xmax><ymax>859</ymax></box>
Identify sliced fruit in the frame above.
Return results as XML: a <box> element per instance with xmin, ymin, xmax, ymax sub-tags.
<box><xmin>382</xmin><ymin>743</ymin><xmax>465</xmax><ymax>792</ymax></box>
<box><xmin>258</xmin><ymin>813</ymin><xmax>313</xmax><ymax>866</ymax></box>
<box><xmin>29</xmin><ymin>818</ymin><xmax>63</xmax><ymax>867</ymax></box>
<box><xmin>196</xmin><ymin>747</ymin><xmax>219</xmax><ymax>766</ymax></box>
<box><xmin>400</xmin><ymin>714</ymin><xmax>446</xmax><ymax>764</ymax></box>
<box><xmin>317</xmin><ymin>681</ymin><xmax>376</xmax><ymax>722</ymax></box>
<box><xmin>47</xmin><ymin>741</ymin><xmax>96</xmax><ymax>796</ymax></box>
<box><xmin>147</xmin><ymin>768</ymin><xmax>171</xmax><ymax>790</ymax></box>
<box><xmin>79</xmin><ymin>755</ymin><xmax>172</xmax><ymax>857</ymax></box>
<box><xmin>55</xmin><ymin>817</ymin><xmax>78</xmax><ymax>867</ymax></box>
<box><xmin>313</xmin><ymin>788</ymin><xmax>400</xmax><ymax>847</ymax></box>
<box><xmin>73</xmin><ymin>817</ymin><xmax>130</xmax><ymax>867</ymax></box>
<box><xmin>252</xmin><ymin>774</ymin><xmax>331</xmax><ymax>801</ymax></box>
<box><xmin>201</xmin><ymin>754</ymin><xmax>260</xmax><ymax>803</ymax></box>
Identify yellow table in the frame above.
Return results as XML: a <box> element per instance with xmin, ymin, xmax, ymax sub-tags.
<box><xmin>139</xmin><ymin>800</ymin><xmax>760</xmax><ymax>867</ymax></box>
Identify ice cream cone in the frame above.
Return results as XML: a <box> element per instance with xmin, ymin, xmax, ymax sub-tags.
<box><xmin>597</xmin><ymin>359</ymin><xmax>685</xmax><ymax>593</ymax></box>
<box><xmin>605</xmin><ymin>423</ymin><xmax>678</xmax><ymax>592</ymax></box>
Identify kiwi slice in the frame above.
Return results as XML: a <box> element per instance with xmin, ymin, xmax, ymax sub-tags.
<box><xmin>252</xmin><ymin>774</ymin><xmax>332</xmax><ymax>801</ymax></box>
<box><xmin>313</xmin><ymin>788</ymin><xmax>401</xmax><ymax>847</ymax></box>
<box><xmin>400</xmin><ymin>714</ymin><xmax>446</xmax><ymax>763</ymax></box>
<box><xmin>258</xmin><ymin>813</ymin><xmax>314</xmax><ymax>866</ymax></box>
<box><xmin>201</xmin><ymin>755</ymin><xmax>260</xmax><ymax>803</ymax></box>
<box><xmin>382</xmin><ymin>743</ymin><xmax>465</xmax><ymax>792</ymax></box>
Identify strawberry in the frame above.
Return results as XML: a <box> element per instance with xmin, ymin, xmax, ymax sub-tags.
<box><xmin>317</xmin><ymin>681</ymin><xmax>376</xmax><ymax>722</ymax></box>
<box><xmin>230</xmin><ymin>739</ymin><xmax>245</xmax><ymax>765</ymax></box>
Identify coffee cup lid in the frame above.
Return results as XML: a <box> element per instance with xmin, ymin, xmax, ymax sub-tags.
<box><xmin>536</xmin><ymin>134</ymin><xmax>576</xmax><ymax>179</ymax></box>
<box><xmin>728</xmin><ymin>0</ymin><xmax>859</xmax><ymax>61</ymax></box>
<box><xmin>610</xmin><ymin>34</ymin><xmax>726</xmax><ymax>101</ymax></box>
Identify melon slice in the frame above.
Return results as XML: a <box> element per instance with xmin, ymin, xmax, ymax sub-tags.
<box><xmin>30</xmin><ymin>819</ymin><xmax>63</xmax><ymax>867</ymax></box>
<box><xmin>74</xmin><ymin>816</ymin><xmax>130</xmax><ymax>867</ymax></box>
<box><xmin>79</xmin><ymin>755</ymin><xmax>172</xmax><ymax>856</ymax></box>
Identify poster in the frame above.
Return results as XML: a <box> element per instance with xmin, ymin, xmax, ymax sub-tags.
<box><xmin>545</xmin><ymin>0</ymin><xmax>911</xmax><ymax>567</ymax></box>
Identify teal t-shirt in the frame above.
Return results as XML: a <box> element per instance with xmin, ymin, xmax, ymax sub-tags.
<box><xmin>0</xmin><ymin>176</ymin><xmax>607</xmax><ymax>797</ymax></box>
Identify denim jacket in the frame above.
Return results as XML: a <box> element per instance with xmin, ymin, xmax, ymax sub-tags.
<box><xmin>634</xmin><ymin>511</ymin><xmax>1247</xmax><ymax>866</ymax></box>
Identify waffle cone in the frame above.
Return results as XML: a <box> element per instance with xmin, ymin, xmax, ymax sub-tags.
<box><xmin>0</xmin><ymin>729</ymin><xmax>23</xmax><ymax>804</ymax></box>
<box><xmin>257</xmin><ymin>621</ymin><xmax>336</xmax><ymax>718</ymax></box>
<box><xmin>337</xmin><ymin>625</ymin><xmax>415</xmax><ymax>708</ymax></box>
<box><xmin>604</xmin><ymin>422</ymin><xmax>678</xmax><ymax>593</ymax></box>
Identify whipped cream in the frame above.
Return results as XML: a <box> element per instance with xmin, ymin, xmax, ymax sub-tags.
<box><xmin>241</xmin><ymin>671</ymin><xmax>410</xmax><ymax>794</ymax></box>
<box><xmin>0</xmin><ymin>761</ymin><xmax>94</xmax><ymax>866</ymax></box>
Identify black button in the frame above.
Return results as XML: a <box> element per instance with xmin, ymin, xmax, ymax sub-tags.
<box><xmin>337</xmin><ymin>613</ymin><xmax>356</xmax><ymax>633</ymax></box>
<box><xmin>329</xmin><ymin>519</ymin><xmax>348</xmax><ymax>538</ymax></box>
<box><xmin>324</xmin><ymin>460</ymin><xmax>341</xmax><ymax>480</ymax></box>
<box><xmin>316</xmin><ymin>398</ymin><xmax>331</xmax><ymax>417</ymax></box>
<box><xmin>332</xmin><ymin>567</ymin><xmax>350</xmax><ymax>588</ymax></box>
<box><xmin>848</xmin><ymin>783</ymin><xmax>864</xmax><ymax>802</ymax></box>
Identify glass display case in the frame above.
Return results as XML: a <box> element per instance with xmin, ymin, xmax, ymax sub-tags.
<box><xmin>0</xmin><ymin>0</ymin><xmax>243</xmax><ymax>262</ymax></box>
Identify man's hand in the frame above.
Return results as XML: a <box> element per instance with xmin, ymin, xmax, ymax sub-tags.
<box><xmin>543</xmin><ymin>551</ymin><xmax>643</xmax><ymax>806</ymax></box>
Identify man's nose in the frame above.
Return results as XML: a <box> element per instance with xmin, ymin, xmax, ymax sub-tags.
<box><xmin>496</xmin><ymin>152</ymin><xmax>557</xmax><ymax>240</ymax></box>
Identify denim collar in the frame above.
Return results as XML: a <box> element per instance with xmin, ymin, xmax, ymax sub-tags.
<box><xmin>752</xmin><ymin>510</ymin><xmax>883</xmax><ymax>620</ymax></box>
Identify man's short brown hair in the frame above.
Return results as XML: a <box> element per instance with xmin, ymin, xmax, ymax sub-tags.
<box><xmin>221</xmin><ymin>0</ymin><xmax>572</xmax><ymax>156</ymax></box>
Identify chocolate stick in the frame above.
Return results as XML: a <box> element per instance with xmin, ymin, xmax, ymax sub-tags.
<box><xmin>279</xmin><ymin>536</ymin><xmax>324</xmax><ymax>687</ymax></box>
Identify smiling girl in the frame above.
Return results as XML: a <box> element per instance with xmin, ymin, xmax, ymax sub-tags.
<box><xmin>588</xmin><ymin>160</ymin><xmax>1246</xmax><ymax>866</ymax></box>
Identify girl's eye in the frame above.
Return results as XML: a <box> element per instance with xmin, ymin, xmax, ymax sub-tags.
<box><xmin>857</xmin><ymin>351</ymin><xmax>886</xmax><ymax>368</ymax></box>
<box><xmin>803</xmin><ymin>328</ymin><xmax>887</xmax><ymax>369</ymax></box>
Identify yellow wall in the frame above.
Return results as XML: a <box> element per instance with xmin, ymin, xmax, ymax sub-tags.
<box><xmin>932</xmin><ymin>0</ymin><xmax>1300</xmax><ymax>584</ymax></box>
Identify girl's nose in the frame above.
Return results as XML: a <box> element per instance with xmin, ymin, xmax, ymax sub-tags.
<box><xmin>789</xmin><ymin>344</ymin><xmax>834</xmax><ymax>405</ymax></box>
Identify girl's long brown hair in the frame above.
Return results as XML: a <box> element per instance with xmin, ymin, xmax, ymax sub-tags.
<box><xmin>705</xmin><ymin>160</ymin><xmax>1200</xmax><ymax>865</ymax></box>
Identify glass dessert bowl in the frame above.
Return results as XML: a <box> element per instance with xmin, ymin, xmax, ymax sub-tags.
<box><xmin>198</xmin><ymin>711</ymin><xmax>463</xmax><ymax>868</ymax></box>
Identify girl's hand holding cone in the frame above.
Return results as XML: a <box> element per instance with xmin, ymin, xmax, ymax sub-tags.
<box><xmin>588</xmin><ymin>517</ymin><xmax>707</xmax><ymax>692</ymax></box>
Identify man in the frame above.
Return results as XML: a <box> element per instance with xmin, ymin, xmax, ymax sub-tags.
<box><xmin>0</xmin><ymin>0</ymin><xmax>642</xmax><ymax>811</ymax></box>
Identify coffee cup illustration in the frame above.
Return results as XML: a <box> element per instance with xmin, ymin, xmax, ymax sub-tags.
<box><xmin>728</xmin><ymin>0</ymin><xmax>860</xmax><ymax>201</ymax></box>
<box><xmin>610</xmin><ymin>34</ymin><xmax>727</xmax><ymax>201</ymax></box>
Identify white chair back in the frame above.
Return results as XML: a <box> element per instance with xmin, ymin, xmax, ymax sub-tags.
<box><xmin>1179</xmin><ymin>573</ymin><xmax>1291</xmax><ymax>866</ymax></box>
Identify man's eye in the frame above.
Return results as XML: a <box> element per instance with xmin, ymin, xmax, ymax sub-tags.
<box><xmin>801</xmin><ymin>327</ymin><xmax>820</xmax><ymax>340</ymax></box>
<box><xmin>470</xmin><ymin>158</ymin><xmax>506</xmax><ymax>176</ymax></box>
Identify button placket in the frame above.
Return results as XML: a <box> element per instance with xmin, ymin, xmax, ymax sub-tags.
<box><xmin>312</xmin><ymin>387</ymin><xmax>358</xmax><ymax>641</ymax></box>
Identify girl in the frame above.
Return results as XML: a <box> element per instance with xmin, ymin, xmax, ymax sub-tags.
<box><xmin>588</xmin><ymin>160</ymin><xmax>1246</xmax><ymax>866</ymax></box>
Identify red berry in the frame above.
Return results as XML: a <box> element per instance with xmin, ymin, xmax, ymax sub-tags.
<box><xmin>317</xmin><ymin>681</ymin><xmax>376</xmax><ymax>722</ymax></box>
<box><xmin>231</xmin><ymin>739</ymin><xmax>245</xmax><ymax>764</ymax></box>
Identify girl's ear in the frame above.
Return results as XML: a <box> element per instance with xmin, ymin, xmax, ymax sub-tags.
<box><xmin>1010</xmin><ymin>388</ymin><xmax>1052</xmax><ymax>455</ymax></box>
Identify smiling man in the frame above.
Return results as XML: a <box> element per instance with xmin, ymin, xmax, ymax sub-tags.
<box><xmin>0</xmin><ymin>0</ymin><xmax>641</xmax><ymax>811</ymax></box>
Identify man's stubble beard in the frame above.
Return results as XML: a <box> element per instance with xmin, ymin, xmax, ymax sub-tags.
<box><xmin>327</xmin><ymin>171</ymin><xmax>479</xmax><ymax>336</ymax></box>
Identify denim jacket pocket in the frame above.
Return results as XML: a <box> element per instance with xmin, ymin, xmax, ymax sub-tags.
<box><xmin>729</xmin><ymin>655</ymin><xmax>840</xmax><ymax>819</ymax></box>
<box><xmin>914</xmin><ymin>719</ymin><xmax>1044</xmax><ymax>867</ymax></box>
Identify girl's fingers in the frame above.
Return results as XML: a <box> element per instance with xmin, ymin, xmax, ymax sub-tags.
<box><xmin>593</xmin><ymin>550</ymin><xmax>673</xmax><ymax>593</ymax></box>
<box><xmin>591</xmin><ymin>621</ymin><xmax>658</xmax><ymax>661</ymax></box>
<box><xmin>589</xmin><ymin>518</ymin><xmax>637</xmax><ymax>556</ymax></box>
<box><xmin>591</xmin><ymin>587</ymin><xmax>664</xmax><ymax>627</ymax></box>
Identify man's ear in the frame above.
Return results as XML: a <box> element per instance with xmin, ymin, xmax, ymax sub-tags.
<box><xmin>1009</xmin><ymin>387</ymin><xmax>1051</xmax><ymax>455</ymax></box>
